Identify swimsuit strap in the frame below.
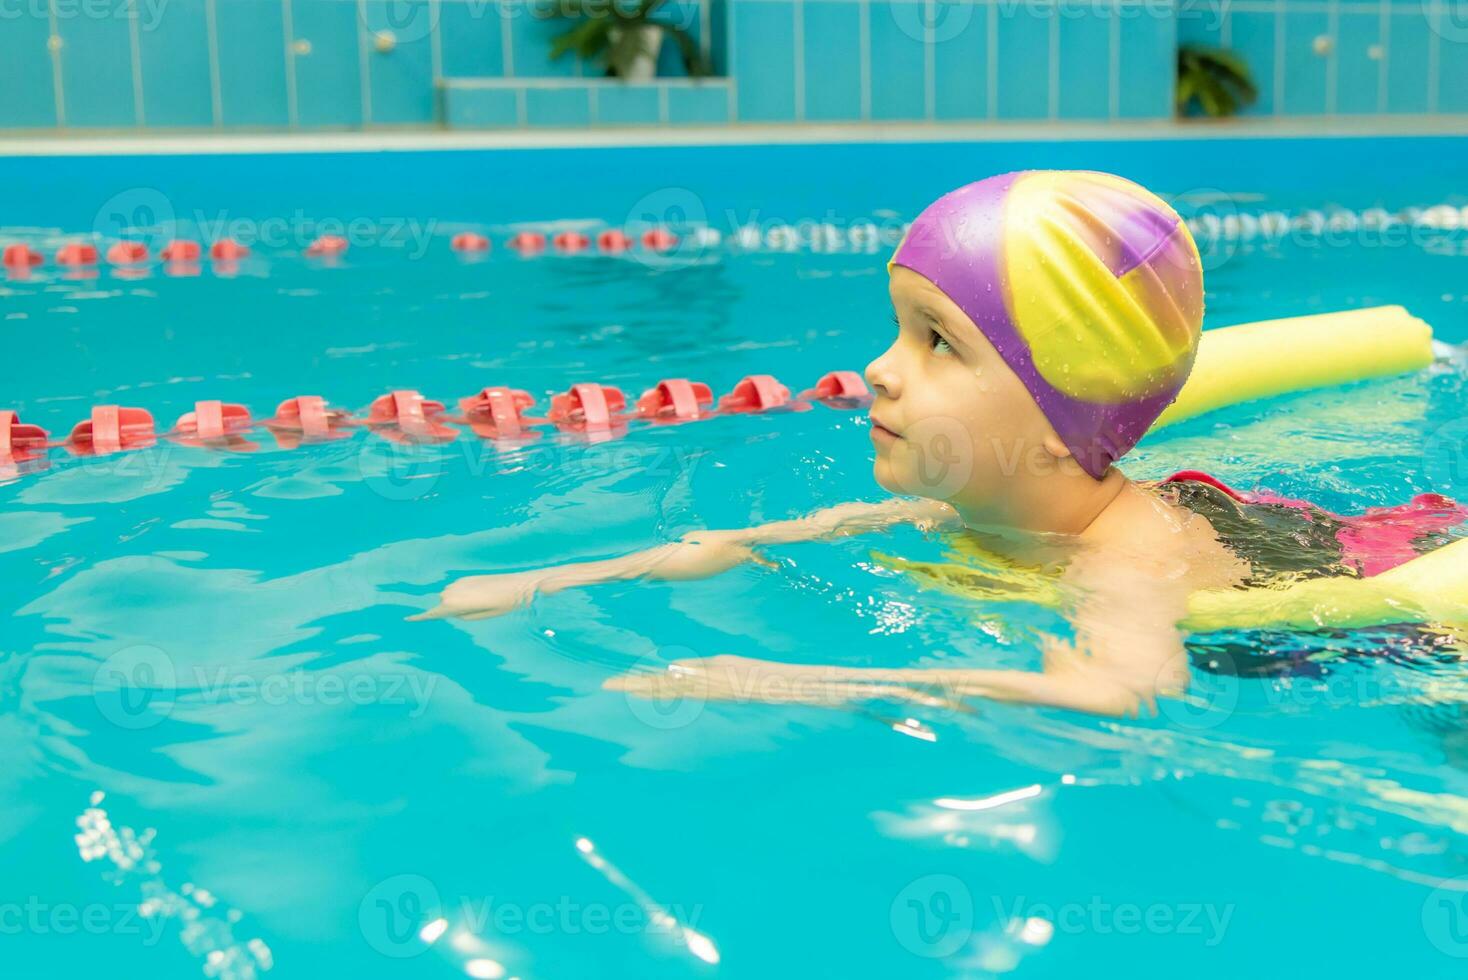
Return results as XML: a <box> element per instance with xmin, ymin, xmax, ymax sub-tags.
<box><xmin>1155</xmin><ymin>472</ymin><xmax>1352</xmax><ymax>586</ymax></box>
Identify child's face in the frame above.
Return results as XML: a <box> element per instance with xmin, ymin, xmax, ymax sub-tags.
<box><xmin>865</xmin><ymin>266</ymin><xmax>1074</xmax><ymax>511</ymax></box>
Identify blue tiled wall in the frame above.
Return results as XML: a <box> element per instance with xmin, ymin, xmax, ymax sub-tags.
<box><xmin>1178</xmin><ymin>0</ymin><xmax>1467</xmax><ymax>118</ymax></box>
<box><xmin>1</xmin><ymin>0</ymin><xmax>1465</xmax><ymax>131</ymax></box>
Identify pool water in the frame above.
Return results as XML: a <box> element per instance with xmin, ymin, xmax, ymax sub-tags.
<box><xmin>4</xmin><ymin>137</ymin><xmax>1468</xmax><ymax>979</ymax></box>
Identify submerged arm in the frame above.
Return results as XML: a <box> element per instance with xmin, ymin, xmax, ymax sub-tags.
<box><xmin>411</xmin><ymin>497</ymin><xmax>960</xmax><ymax>621</ymax></box>
<box><xmin>606</xmin><ymin>552</ymin><xmax>1193</xmax><ymax>718</ymax></box>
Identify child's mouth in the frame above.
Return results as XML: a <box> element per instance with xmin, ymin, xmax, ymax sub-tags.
<box><xmin>869</xmin><ymin>418</ymin><xmax>902</xmax><ymax>444</ymax></box>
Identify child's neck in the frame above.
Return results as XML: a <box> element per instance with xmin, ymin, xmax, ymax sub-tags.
<box><xmin>956</xmin><ymin>467</ymin><xmax>1132</xmax><ymax>563</ymax></box>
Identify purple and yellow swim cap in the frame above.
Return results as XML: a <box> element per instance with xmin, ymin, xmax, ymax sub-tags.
<box><xmin>888</xmin><ymin>170</ymin><xmax>1204</xmax><ymax>479</ymax></box>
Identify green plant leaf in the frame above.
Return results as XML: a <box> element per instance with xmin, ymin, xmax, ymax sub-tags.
<box><xmin>662</xmin><ymin>25</ymin><xmax>707</xmax><ymax>77</ymax></box>
<box><xmin>1175</xmin><ymin>43</ymin><xmax>1257</xmax><ymax>118</ymax></box>
<box><xmin>1176</xmin><ymin>70</ymin><xmax>1199</xmax><ymax>114</ymax></box>
<box><xmin>550</xmin><ymin>18</ymin><xmax>610</xmax><ymax>61</ymax></box>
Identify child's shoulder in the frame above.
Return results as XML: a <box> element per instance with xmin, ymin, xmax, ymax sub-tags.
<box><xmin>1082</xmin><ymin>480</ymin><xmax>1253</xmax><ymax>591</ymax></box>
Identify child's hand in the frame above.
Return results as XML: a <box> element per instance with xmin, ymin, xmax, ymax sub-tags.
<box><xmin>407</xmin><ymin>570</ymin><xmax>545</xmax><ymax>621</ymax></box>
<box><xmin>409</xmin><ymin>534</ymin><xmax>778</xmax><ymax>622</ymax></box>
<box><xmin>604</xmin><ymin>653</ymin><xmax>958</xmax><ymax>707</ymax></box>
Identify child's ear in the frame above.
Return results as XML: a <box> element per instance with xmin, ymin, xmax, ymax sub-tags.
<box><xmin>1042</xmin><ymin>432</ymin><xmax>1072</xmax><ymax>460</ymax></box>
<box><xmin>1042</xmin><ymin>432</ymin><xmax>1091</xmax><ymax>477</ymax></box>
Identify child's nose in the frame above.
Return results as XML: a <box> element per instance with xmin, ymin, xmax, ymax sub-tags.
<box><xmin>865</xmin><ymin>348</ymin><xmax>900</xmax><ymax>399</ymax></box>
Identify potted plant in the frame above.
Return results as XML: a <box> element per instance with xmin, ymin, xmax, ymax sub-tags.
<box><xmin>548</xmin><ymin>0</ymin><xmax>707</xmax><ymax>82</ymax></box>
<box><xmin>1176</xmin><ymin>44</ymin><xmax>1257</xmax><ymax>118</ymax></box>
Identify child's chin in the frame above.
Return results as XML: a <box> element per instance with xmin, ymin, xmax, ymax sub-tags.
<box><xmin>872</xmin><ymin>458</ymin><xmax>900</xmax><ymax>494</ymax></box>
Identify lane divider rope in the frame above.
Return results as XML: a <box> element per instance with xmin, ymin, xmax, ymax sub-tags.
<box><xmin>1</xmin><ymin>371</ymin><xmax>873</xmax><ymax>474</ymax></box>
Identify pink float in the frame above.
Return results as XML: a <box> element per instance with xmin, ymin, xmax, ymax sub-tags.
<box><xmin>458</xmin><ymin>387</ymin><xmax>539</xmax><ymax>440</ymax></box>
<box><xmin>718</xmin><ymin>374</ymin><xmax>793</xmax><ymax>413</ymax></box>
<box><xmin>367</xmin><ymin>390</ymin><xmax>456</xmax><ymax>443</ymax></box>
<box><xmin>0</xmin><ymin>411</ymin><xmax>49</xmax><ymax>462</ymax></box>
<box><xmin>451</xmin><ymin>233</ymin><xmax>491</xmax><ymax>253</ymax></box>
<box><xmin>65</xmin><ymin>406</ymin><xmax>156</xmax><ymax>456</ymax></box>
<box><xmin>635</xmin><ymin>379</ymin><xmax>714</xmax><ymax>423</ymax></box>
<box><xmin>306</xmin><ymin>235</ymin><xmax>348</xmax><ymax>258</ymax></box>
<box><xmin>549</xmin><ymin>383</ymin><xmax>627</xmax><ymax>431</ymax></box>
<box><xmin>508</xmin><ymin>231</ymin><xmax>546</xmax><ymax>254</ymax></box>
<box><xmin>597</xmin><ymin>230</ymin><xmax>633</xmax><ymax>253</ymax></box>
<box><xmin>798</xmin><ymin>370</ymin><xmax>871</xmax><ymax>405</ymax></box>
<box><xmin>210</xmin><ymin>239</ymin><xmax>249</xmax><ymax>260</ymax></box>
<box><xmin>161</xmin><ymin>240</ymin><xmax>202</xmax><ymax>262</ymax></box>
<box><xmin>552</xmin><ymin>231</ymin><xmax>590</xmax><ymax>253</ymax></box>
<box><xmin>56</xmin><ymin>243</ymin><xmax>98</xmax><ymax>266</ymax></box>
<box><xmin>2</xmin><ymin>244</ymin><xmax>43</xmax><ymax>268</ymax></box>
<box><xmin>106</xmin><ymin>241</ymin><xmax>149</xmax><ymax>265</ymax></box>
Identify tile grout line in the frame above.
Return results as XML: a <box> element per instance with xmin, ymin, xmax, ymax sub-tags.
<box><xmin>1325</xmin><ymin>0</ymin><xmax>1339</xmax><ymax>115</ymax></box>
<box><xmin>1377</xmin><ymin>0</ymin><xmax>1390</xmax><ymax>114</ymax></box>
<box><xmin>358</xmin><ymin>0</ymin><xmax>373</xmax><ymax>126</ymax></box>
<box><xmin>502</xmin><ymin>3</ymin><xmax>515</xmax><ymax>77</ymax></box>
<box><xmin>1273</xmin><ymin>0</ymin><xmax>1285</xmax><ymax>115</ymax></box>
<box><xmin>1108</xmin><ymin>0</ymin><xmax>1120</xmax><ymax>120</ymax></box>
<box><xmin>727</xmin><ymin>0</ymin><xmax>738</xmax><ymax>120</ymax></box>
<box><xmin>794</xmin><ymin>0</ymin><xmax>805</xmax><ymax>121</ymax></box>
<box><xmin>860</xmin><ymin>0</ymin><xmax>871</xmax><ymax>121</ymax></box>
<box><xmin>986</xmin><ymin>0</ymin><xmax>997</xmax><ymax>119</ymax></box>
<box><xmin>1427</xmin><ymin>1</ymin><xmax>1440</xmax><ymax>112</ymax></box>
<box><xmin>1047</xmin><ymin>3</ymin><xmax>1059</xmax><ymax>120</ymax></box>
<box><xmin>47</xmin><ymin>0</ymin><xmax>66</xmax><ymax>129</ymax></box>
<box><xmin>924</xmin><ymin>0</ymin><xmax>936</xmax><ymax>121</ymax></box>
<box><xmin>430</xmin><ymin>0</ymin><xmax>443</xmax><ymax>85</ymax></box>
<box><xmin>205</xmin><ymin>0</ymin><xmax>224</xmax><ymax>128</ymax></box>
<box><xmin>128</xmin><ymin>5</ymin><xmax>145</xmax><ymax>127</ymax></box>
<box><xmin>283</xmin><ymin>0</ymin><xmax>299</xmax><ymax>128</ymax></box>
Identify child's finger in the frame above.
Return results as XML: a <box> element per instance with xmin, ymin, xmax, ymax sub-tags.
<box><xmin>746</xmin><ymin>548</ymin><xmax>780</xmax><ymax>570</ymax></box>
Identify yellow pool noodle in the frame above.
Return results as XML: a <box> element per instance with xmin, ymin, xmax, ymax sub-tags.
<box><xmin>1157</xmin><ymin>303</ymin><xmax>1461</xmax><ymax>632</ymax></box>
<box><xmin>1153</xmin><ymin>305</ymin><xmax>1435</xmax><ymax>430</ymax></box>
<box><xmin>1182</xmin><ymin>536</ymin><xmax>1468</xmax><ymax>632</ymax></box>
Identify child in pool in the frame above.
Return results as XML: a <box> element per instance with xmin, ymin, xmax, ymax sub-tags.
<box><xmin>413</xmin><ymin>170</ymin><xmax>1272</xmax><ymax>716</ymax></box>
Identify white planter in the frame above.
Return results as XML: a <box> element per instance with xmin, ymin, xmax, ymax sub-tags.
<box><xmin>608</xmin><ymin>23</ymin><xmax>664</xmax><ymax>81</ymax></box>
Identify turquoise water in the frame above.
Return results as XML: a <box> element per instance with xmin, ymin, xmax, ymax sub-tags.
<box><xmin>4</xmin><ymin>139</ymin><xmax>1468</xmax><ymax>978</ymax></box>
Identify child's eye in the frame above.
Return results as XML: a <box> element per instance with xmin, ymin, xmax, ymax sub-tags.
<box><xmin>929</xmin><ymin>331</ymin><xmax>953</xmax><ymax>355</ymax></box>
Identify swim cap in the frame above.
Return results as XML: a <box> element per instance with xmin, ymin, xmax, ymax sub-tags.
<box><xmin>888</xmin><ymin>170</ymin><xmax>1204</xmax><ymax>479</ymax></box>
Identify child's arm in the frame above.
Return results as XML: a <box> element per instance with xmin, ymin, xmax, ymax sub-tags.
<box><xmin>604</xmin><ymin>551</ymin><xmax>1192</xmax><ymax>718</ymax></box>
<box><xmin>410</xmin><ymin>497</ymin><xmax>961</xmax><ymax>621</ymax></box>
